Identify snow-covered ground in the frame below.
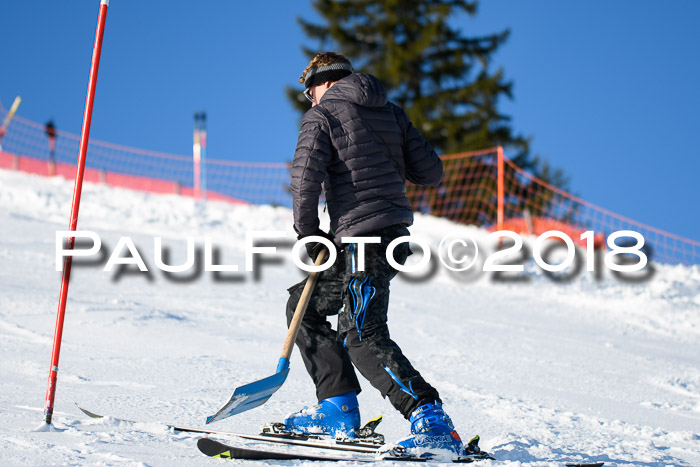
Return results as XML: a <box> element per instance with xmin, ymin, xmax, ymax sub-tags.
<box><xmin>0</xmin><ymin>167</ymin><xmax>698</xmax><ymax>466</ymax></box>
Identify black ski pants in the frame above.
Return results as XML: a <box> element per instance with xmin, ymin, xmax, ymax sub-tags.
<box><xmin>286</xmin><ymin>224</ymin><xmax>440</xmax><ymax>419</ymax></box>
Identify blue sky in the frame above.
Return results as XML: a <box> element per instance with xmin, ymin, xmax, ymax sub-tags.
<box><xmin>1</xmin><ymin>1</ymin><xmax>698</xmax><ymax>241</ymax></box>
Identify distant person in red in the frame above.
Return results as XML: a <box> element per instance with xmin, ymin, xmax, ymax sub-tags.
<box><xmin>45</xmin><ymin>120</ymin><xmax>57</xmax><ymax>175</ymax></box>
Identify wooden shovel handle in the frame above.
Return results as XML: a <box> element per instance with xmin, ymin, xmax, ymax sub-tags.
<box><xmin>280</xmin><ymin>248</ymin><xmax>328</xmax><ymax>360</ymax></box>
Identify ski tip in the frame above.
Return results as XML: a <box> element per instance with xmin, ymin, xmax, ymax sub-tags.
<box><xmin>366</xmin><ymin>414</ymin><xmax>382</xmax><ymax>425</ymax></box>
<box><xmin>197</xmin><ymin>437</ymin><xmax>225</xmax><ymax>458</ymax></box>
<box><xmin>74</xmin><ymin>403</ymin><xmax>102</xmax><ymax>419</ymax></box>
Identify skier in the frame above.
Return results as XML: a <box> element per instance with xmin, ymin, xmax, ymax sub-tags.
<box><xmin>285</xmin><ymin>51</ymin><xmax>465</xmax><ymax>456</ymax></box>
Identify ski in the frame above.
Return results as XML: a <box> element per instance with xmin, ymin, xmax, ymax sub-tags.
<box><xmin>196</xmin><ymin>438</ymin><xmax>603</xmax><ymax>465</ymax></box>
<box><xmin>75</xmin><ymin>404</ymin><xmax>383</xmax><ymax>453</ymax></box>
<box><xmin>197</xmin><ymin>437</ymin><xmax>495</xmax><ymax>463</ymax></box>
<box><xmin>197</xmin><ymin>438</ymin><xmax>377</xmax><ymax>462</ymax></box>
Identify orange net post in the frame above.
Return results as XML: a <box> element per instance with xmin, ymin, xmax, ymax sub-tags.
<box><xmin>497</xmin><ymin>146</ymin><xmax>504</xmax><ymax>232</ymax></box>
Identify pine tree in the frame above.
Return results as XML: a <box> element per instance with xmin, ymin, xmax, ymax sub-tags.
<box><xmin>287</xmin><ymin>0</ymin><xmax>571</xmax><ymax>224</ymax></box>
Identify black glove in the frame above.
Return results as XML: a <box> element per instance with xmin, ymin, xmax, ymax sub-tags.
<box><xmin>297</xmin><ymin>228</ymin><xmax>336</xmax><ymax>261</ymax></box>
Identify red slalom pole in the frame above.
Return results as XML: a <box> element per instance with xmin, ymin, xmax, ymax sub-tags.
<box><xmin>43</xmin><ymin>0</ymin><xmax>110</xmax><ymax>425</ymax></box>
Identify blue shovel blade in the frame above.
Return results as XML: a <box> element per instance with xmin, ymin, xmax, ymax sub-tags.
<box><xmin>206</xmin><ymin>359</ymin><xmax>289</xmax><ymax>424</ymax></box>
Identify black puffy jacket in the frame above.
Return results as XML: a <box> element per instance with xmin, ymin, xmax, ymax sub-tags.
<box><xmin>291</xmin><ymin>73</ymin><xmax>443</xmax><ymax>244</ymax></box>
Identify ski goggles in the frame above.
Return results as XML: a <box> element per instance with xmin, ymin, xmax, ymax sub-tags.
<box><xmin>303</xmin><ymin>87</ymin><xmax>313</xmax><ymax>102</ymax></box>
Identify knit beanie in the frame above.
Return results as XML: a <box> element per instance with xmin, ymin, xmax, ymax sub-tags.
<box><xmin>304</xmin><ymin>62</ymin><xmax>354</xmax><ymax>89</ymax></box>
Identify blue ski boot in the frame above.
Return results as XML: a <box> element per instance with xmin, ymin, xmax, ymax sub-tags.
<box><xmin>283</xmin><ymin>391</ymin><xmax>361</xmax><ymax>438</ymax></box>
<box><xmin>394</xmin><ymin>401</ymin><xmax>464</xmax><ymax>456</ymax></box>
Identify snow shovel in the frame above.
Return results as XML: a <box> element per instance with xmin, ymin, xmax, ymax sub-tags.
<box><xmin>206</xmin><ymin>249</ymin><xmax>328</xmax><ymax>424</ymax></box>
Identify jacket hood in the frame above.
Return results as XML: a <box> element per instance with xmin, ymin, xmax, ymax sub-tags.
<box><xmin>323</xmin><ymin>73</ymin><xmax>387</xmax><ymax>108</ymax></box>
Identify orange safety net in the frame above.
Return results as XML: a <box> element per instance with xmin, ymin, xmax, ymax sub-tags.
<box><xmin>0</xmin><ymin>100</ymin><xmax>290</xmax><ymax>206</ymax></box>
<box><xmin>1</xmin><ymin>100</ymin><xmax>698</xmax><ymax>265</ymax></box>
<box><xmin>407</xmin><ymin>147</ymin><xmax>699</xmax><ymax>265</ymax></box>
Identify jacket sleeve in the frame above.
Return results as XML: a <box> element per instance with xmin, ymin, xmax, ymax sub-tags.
<box><xmin>290</xmin><ymin>109</ymin><xmax>332</xmax><ymax>236</ymax></box>
<box><xmin>396</xmin><ymin>106</ymin><xmax>443</xmax><ymax>186</ymax></box>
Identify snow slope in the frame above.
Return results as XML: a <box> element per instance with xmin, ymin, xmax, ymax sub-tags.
<box><xmin>0</xmin><ymin>168</ymin><xmax>698</xmax><ymax>466</ymax></box>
